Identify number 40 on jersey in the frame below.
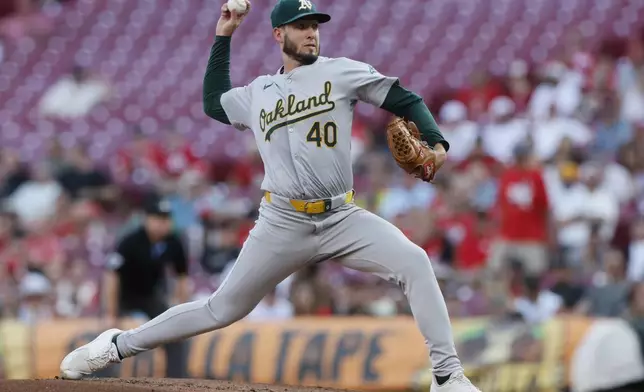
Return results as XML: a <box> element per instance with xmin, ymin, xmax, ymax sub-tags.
<box><xmin>306</xmin><ymin>121</ymin><xmax>337</xmax><ymax>148</ymax></box>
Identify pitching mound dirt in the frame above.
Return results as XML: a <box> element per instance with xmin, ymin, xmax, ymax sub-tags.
<box><xmin>0</xmin><ymin>378</ymin><xmax>352</xmax><ymax>392</ymax></box>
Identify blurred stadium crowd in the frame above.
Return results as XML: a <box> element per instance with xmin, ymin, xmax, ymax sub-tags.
<box><xmin>0</xmin><ymin>0</ymin><xmax>644</xmax><ymax>331</ymax></box>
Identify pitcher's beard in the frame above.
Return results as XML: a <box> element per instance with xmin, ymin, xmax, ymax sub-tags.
<box><xmin>283</xmin><ymin>35</ymin><xmax>319</xmax><ymax>65</ymax></box>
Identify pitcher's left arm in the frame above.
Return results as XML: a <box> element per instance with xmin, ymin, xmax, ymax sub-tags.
<box><xmin>380</xmin><ymin>83</ymin><xmax>449</xmax><ymax>152</ymax></box>
<box><xmin>340</xmin><ymin>58</ymin><xmax>449</xmax><ymax>152</ymax></box>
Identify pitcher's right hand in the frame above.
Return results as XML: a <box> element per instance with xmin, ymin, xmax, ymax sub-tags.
<box><xmin>216</xmin><ymin>0</ymin><xmax>251</xmax><ymax>36</ymax></box>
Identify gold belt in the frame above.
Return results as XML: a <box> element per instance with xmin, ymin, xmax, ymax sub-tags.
<box><xmin>264</xmin><ymin>190</ymin><xmax>354</xmax><ymax>214</ymax></box>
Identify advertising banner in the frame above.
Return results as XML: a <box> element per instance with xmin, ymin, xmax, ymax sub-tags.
<box><xmin>23</xmin><ymin>315</ymin><xmax>597</xmax><ymax>390</ymax></box>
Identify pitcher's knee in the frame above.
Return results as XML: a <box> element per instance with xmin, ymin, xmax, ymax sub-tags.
<box><xmin>397</xmin><ymin>242</ymin><xmax>436</xmax><ymax>281</ymax></box>
<box><xmin>205</xmin><ymin>292</ymin><xmax>254</xmax><ymax>328</ymax></box>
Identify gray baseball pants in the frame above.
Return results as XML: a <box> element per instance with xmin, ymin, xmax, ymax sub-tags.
<box><xmin>115</xmin><ymin>198</ymin><xmax>463</xmax><ymax>377</ymax></box>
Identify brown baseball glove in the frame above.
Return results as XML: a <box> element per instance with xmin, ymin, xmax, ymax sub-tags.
<box><xmin>386</xmin><ymin>117</ymin><xmax>442</xmax><ymax>182</ymax></box>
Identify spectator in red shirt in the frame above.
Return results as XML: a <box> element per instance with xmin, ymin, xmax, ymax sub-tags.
<box><xmin>454</xmin><ymin>70</ymin><xmax>507</xmax><ymax>121</ymax></box>
<box><xmin>456</xmin><ymin>210</ymin><xmax>494</xmax><ymax>273</ymax></box>
<box><xmin>436</xmin><ymin>178</ymin><xmax>477</xmax><ymax>251</ymax></box>
<box><xmin>162</xmin><ymin>131</ymin><xmax>201</xmax><ymax>178</ymax></box>
<box><xmin>110</xmin><ymin>127</ymin><xmax>167</xmax><ymax>183</ymax></box>
<box><xmin>24</xmin><ymin>226</ymin><xmax>65</xmax><ymax>270</ymax></box>
<box><xmin>455</xmin><ymin>136</ymin><xmax>502</xmax><ymax>176</ymax></box>
<box><xmin>489</xmin><ymin>142</ymin><xmax>550</xmax><ymax>288</ymax></box>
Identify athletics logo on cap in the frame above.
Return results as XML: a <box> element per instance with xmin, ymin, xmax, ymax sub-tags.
<box><xmin>298</xmin><ymin>0</ymin><xmax>312</xmax><ymax>10</ymax></box>
<box><xmin>271</xmin><ymin>0</ymin><xmax>331</xmax><ymax>29</ymax></box>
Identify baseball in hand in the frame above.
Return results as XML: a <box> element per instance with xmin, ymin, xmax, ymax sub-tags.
<box><xmin>227</xmin><ymin>0</ymin><xmax>248</xmax><ymax>14</ymax></box>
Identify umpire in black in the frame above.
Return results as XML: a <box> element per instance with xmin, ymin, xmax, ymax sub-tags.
<box><xmin>104</xmin><ymin>197</ymin><xmax>189</xmax><ymax>378</ymax></box>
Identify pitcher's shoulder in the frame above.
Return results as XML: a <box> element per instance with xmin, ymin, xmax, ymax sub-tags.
<box><xmin>246</xmin><ymin>75</ymin><xmax>274</xmax><ymax>88</ymax></box>
<box><xmin>317</xmin><ymin>56</ymin><xmax>361</xmax><ymax>65</ymax></box>
<box><xmin>318</xmin><ymin>56</ymin><xmax>372</xmax><ymax>71</ymax></box>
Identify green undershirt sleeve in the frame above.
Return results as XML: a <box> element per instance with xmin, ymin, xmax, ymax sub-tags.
<box><xmin>203</xmin><ymin>36</ymin><xmax>232</xmax><ymax>124</ymax></box>
<box><xmin>380</xmin><ymin>82</ymin><xmax>450</xmax><ymax>151</ymax></box>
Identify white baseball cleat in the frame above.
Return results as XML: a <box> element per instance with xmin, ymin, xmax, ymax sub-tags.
<box><xmin>60</xmin><ymin>328</ymin><xmax>123</xmax><ymax>380</ymax></box>
<box><xmin>430</xmin><ymin>371</ymin><xmax>482</xmax><ymax>392</ymax></box>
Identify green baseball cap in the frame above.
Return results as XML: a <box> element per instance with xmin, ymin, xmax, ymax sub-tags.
<box><xmin>270</xmin><ymin>0</ymin><xmax>331</xmax><ymax>29</ymax></box>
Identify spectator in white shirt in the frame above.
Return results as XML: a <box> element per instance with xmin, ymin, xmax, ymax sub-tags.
<box><xmin>55</xmin><ymin>260</ymin><xmax>98</xmax><ymax>318</ymax></box>
<box><xmin>7</xmin><ymin>163</ymin><xmax>63</xmax><ymax>227</ymax></box>
<box><xmin>39</xmin><ymin>65</ymin><xmax>110</xmax><ymax>119</ymax></box>
<box><xmin>616</xmin><ymin>37</ymin><xmax>644</xmax><ymax>92</ymax></box>
<box><xmin>579</xmin><ymin>164</ymin><xmax>620</xmax><ymax>243</ymax></box>
<box><xmin>617</xmin><ymin>38</ymin><xmax>644</xmax><ymax>123</ymax></box>
<box><xmin>18</xmin><ymin>271</ymin><xmax>54</xmax><ymax>325</ymax></box>
<box><xmin>542</xmin><ymin>137</ymin><xmax>577</xmax><ymax>194</ymax></box>
<box><xmin>245</xmin><ymin>288</ymin><xmax>294</xmax><ymax>322</ymax></box>
<box><xmin>630</xmin><ymin>74</ymin><xmax>644</xmax><ymax>104</ymax></box>
<box><xmin>377</xmin><ymin>174</ymin><xmax>435</xmax><ymax>221</ymax></box>
<box><xmin>550</xmin><ymin>162</ymin><xmax>619</xmax><ymax>264</ymax></box>
<box><xmin>528</xmin><ymin>62</ymin><xmax>565</xmax><ymax>120</ymax></box>
<box><xmin>550</xmin><ymin>162</ymin><xmax>589</xmax><ymax>255</ymax></box>
<box><xmin>513</xmin><ymin>276</ymin><xmax>563</xmax><ymax>324</ymax></box>
<box><xmin>528</xmin><ymin>61</ymin><xmax>583</xmax><ymax>121</ymax></box>
<box><xmin>532</xmin><ymin>103</ymin><xmax>592</xmax><ymax>161</ymax></box>
<box><xmin>438</xmin><ymin>100</ymin><xmax>478</xmax><ymax>163</ymax></box>
<box><xmin>627</xmin><ymin>217</ymin><xmax>644</xmax><ymax>282</ymax></box>
<box><xmin>601</xmin><ymin>160</ymin><xmax>636</xmax><ymax>206</ymax></box>
<box><xmin>482</xmin><ymin>96</ymin><xmax>529</xmax><ymax>164</ymax></box>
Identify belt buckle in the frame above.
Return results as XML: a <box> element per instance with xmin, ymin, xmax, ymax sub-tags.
<box><xmin>303</xmin><ymin>199</ymin><xmax>332</xmax><ymax>214</ymax></box>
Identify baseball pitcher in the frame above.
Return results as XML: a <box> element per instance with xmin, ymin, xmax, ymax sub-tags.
<box><xmin>60</xmin><ymin>1</ymin><xmax>481</xmax><ymax>391</ymax></box>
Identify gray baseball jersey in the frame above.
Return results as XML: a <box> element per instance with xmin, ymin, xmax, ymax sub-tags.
<box><xmin>220</xmin><ymin>56</ymin><xmax>397</xmax><ymax>199</ymax></box>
